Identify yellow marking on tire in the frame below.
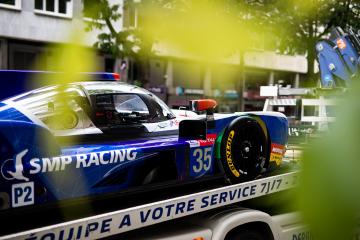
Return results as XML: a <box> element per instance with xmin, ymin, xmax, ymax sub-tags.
<box><xmin>226</xmin><ymin>130</ymin><xmax>240</xmax><ymax>177</ymax></box>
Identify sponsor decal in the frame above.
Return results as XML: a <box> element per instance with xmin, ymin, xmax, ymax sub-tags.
<box><xmin>188</xmin><ymin>140</ymin><xmax>200</xmax><ymax>148</ymax></box>
<box><xmin>187</xmin><ymin>134</ymin><xmax>217</xmax><ymax>148</ymax></box>
<box><xmin>337</xmin><ymin>38</ymin><xmax>346</xmax><ymax>50</ymax></box>
<box><xmin>226</xmin><ymin>130</ymin><xmax>240</xmax><ymax>177</ymax></box>
<box><xmin>2</xmin><ymin>149</ymin><xmax>29</xmax><ymax>181</ymax></box>
<box><xmin>198</xmin><ymin>134</ymin><xmax>217</xmax><ymax>147</ymax></box>
<box><xmin>292</xmin><ymin>231</ymin><xmax>313</xmax><ymax>240</ymax></box>
<box><xmin>14</xmin><ymin>173</ymin><xmax>298</xmax><ymax>239</ymax></box>
<box><xmin>1</xmin><ymin>148</ymin><xmax>138</xmax><ymax>181</ymax></box>
<box><xmin>270</xmin><ymin>143</ymin><xmax>285</xmax><ymax>165</ymax></box>
<box><xmin>170</xmin><ymin>119</ymin><xmax>178</xmax><ymax>126</ymax></box>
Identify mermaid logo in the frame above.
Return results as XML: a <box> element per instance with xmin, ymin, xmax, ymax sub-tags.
<box><xmin>1</xmin><ymin>149</ymin><xmax>29</xmax><ymax>181</ymax></box>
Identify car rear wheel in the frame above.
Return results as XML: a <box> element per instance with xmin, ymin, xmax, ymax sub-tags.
<box><xmin>220</xmin><ymin>116</ymin><xmax>268</xmax><ymax>183</ymax></box>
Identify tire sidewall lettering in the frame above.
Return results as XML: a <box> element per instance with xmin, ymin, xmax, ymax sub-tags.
<box><xmin>226</xmin><ymin>130</ymin><xmax>240</xmax><ymax>178</ymax></box>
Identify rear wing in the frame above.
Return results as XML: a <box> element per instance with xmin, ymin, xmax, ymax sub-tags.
<box><xmin>0</xmin><ymin>70</ymin><xmax>120</xmax><ymax>100</ymax></box>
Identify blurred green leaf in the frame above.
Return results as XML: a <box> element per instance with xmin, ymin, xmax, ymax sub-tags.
<box><xmin>299</xmin><ymin>79</ymin><xmax>360</xmax><ymax>240</ymax></box>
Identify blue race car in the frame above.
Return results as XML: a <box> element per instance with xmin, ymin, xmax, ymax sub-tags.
<box><xmin>0</xmin><ymin>81</ymin><xmax>288</xmax><ymax>210</ymax></box>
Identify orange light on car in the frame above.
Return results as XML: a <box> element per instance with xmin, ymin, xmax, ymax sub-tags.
<box><xmin>193</xmin><ymin>237</ymin><xmax>205</xmax><ymax>240</ymax></box>
<box><xmin>192</xmin><ymin>99</ymin><xmax>217</xmax><ymax>112</ymax></box>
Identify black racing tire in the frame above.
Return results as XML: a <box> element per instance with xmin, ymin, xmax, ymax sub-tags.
<box><xmin>220</xmin><ymin>116</ymin><xmax>268</xmax><ymax>183</ymax></box>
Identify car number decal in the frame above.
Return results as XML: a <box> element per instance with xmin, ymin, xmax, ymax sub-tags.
<box><xmin>188</xmin><ymin>134</ymin><xmax>217</xmax><ymax>177</ymax></box>
<box><xmin>192</xmin><ymin>147</ymin><xmax>212</xmax><ymax>174</ymax></box>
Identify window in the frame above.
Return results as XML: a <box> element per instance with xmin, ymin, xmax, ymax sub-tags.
<box><xmin>303</xmin><ymin>106</ymin><xmax>319</xmax><ymax>117</ymax></box>
<box><xmin>94</xmin><ymin>93</ymin><xmax>152</xmax><ymax>125</ymax></box>
<box><xmin>34</xmin><ymin>0</ymin><xmax>73</xmax><ymax>18</ymax></box>
<box><xmin>8</xmin><ymin>42</ymin><xmax>56</xmax><ymax>70</ymax></box>
<box><xmin>9</xmin><ymin>43</ymin><xmax>43</xmax><ymax>70</ymax></box>
<box><xmin>113</xmin><ymin>94</ymin><xmax>149</xmax><ymax>114</ymax></box>
<box><xmin>0</xmin><ymin>0</ymin><xmax>21</xmax><ymax>10</ymax></box>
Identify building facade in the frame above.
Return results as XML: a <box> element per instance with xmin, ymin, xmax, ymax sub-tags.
<box><xmin>144</xmin><ymin>53</ymin><xmax>307</xmax><ymax>112</ymax></box>
<box><xmin>0</xmin><ymin>0</ymin><xmax>123</xmax><ymax>71</ymax></box>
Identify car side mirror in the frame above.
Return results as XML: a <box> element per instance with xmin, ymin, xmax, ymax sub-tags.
<box><xmin>190</xmin><ymin>99</ymin><xmax>217</xmax><ymax>128</ymax></box>
<box><xmin>190</xmin><ymin>99</ymin><xmax>217</xmax><ymax>113</ymax></box>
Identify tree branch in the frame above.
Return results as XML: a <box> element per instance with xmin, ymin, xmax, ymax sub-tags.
<box><xmin>104</xmin><ymin>17</ymin><xmax>118</xmax><ymax>37</ymax></box>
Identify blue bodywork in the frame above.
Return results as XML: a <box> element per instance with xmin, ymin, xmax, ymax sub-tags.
<box><xmin>0</xmin><ymin>80</ymin><xmax>288</xmax><ymax>211</ymax></box>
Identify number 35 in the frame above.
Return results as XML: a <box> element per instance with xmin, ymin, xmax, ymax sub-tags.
<box><xmin>193</xmin><ymin>147</ymin><xmax>212</xmax><ymax>173</ymax></box>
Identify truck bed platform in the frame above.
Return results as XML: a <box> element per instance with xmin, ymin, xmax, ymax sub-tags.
<box><xmin>0</xmin><ymin>171</ymin><xmax>299</xmax><ymax>240</ymax></box>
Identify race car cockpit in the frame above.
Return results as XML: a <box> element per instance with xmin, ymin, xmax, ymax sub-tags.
<box><xmin>4</xmin><ymin>82</ymin><xmax>176</xmax><ymax>137</ymax></box>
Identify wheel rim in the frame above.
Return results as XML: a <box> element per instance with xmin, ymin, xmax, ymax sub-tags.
<box><xmin>233</xmin><ymin>120</ymin><xmax>265</xmax><ymax>176</ymax></box>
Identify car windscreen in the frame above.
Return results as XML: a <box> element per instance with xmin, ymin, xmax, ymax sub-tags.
<box><xmin>93</xmin><ymin>94</ymin><xmax>151</xmax><ymax>127</ymax></box>
<box><xmin>113</xmin><ymin>95</ymin><xmax>149</xmax><ymax>114</ymax></box>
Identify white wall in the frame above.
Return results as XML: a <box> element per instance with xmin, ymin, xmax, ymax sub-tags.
<box><xmin>244</xmin><ymin>51</ymin><xmax>308</xmax><ymax>73</ymax></box>
<box><xmin>0</xmin><ymin>0</ymin><xmax>124</xmax><ymax>46</ymax></box>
